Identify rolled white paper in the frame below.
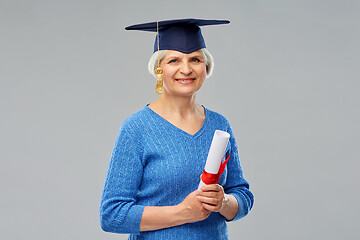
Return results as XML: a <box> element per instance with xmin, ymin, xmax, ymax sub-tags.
<box><xmin>198</xmin><ymin>130</ymin><xmax>230</xmax><ymax>189</ymax></box>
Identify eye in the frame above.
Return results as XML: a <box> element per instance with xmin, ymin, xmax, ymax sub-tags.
<box><xmin>191</xmin><ymin>58</ymin><xmax>201</xmax><ymax>63</ymax></box>
<box><xmin>168</xmin><ymin>59</ymin><xmax>177</xmax><ymax>63</ymax></box>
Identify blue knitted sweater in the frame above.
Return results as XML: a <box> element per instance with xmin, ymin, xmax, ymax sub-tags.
<box><xmin>100</xmin><ymin>105</ymin><xmax>254</xmax><ymax>240</ymax></box>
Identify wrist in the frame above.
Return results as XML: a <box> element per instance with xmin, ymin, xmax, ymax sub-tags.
<box><xmin>219</xmin><ymin>194</ymin><xmax>229</xmax><ymax>213</ymax></box>
<box><xmin>175</xmin><ymin>203</ymin><xmax>191</xmax><ymax>225</ymax></box>
<box><xmin>219</xmin><ymin>194</ymin><xmax>239</xmax><ymax>221</ymax></box>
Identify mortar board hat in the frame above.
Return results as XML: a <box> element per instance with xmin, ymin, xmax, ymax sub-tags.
<box><xmin>125</xmin><ymin>18</ymin><xmax>230</xmax><ymax>53</ymax></box>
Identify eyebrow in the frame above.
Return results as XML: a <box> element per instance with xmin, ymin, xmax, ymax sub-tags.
<box><xmin>164</xmin><ymin>55</ymin><xmax>179</xmax><ymax>59</ymax></box>
<box><xmin>188</xmin><ymin>53</ymin><xmax>203</xmax><ymax>58</ymax></box>
<box><xmin>164</xmin><ymin>54</ymin><xmax>204</xmax><ymax>60</ymax></box>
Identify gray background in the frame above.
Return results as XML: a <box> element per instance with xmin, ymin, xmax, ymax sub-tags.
<box><xmin>1</xmin><ymin>0</ymin><xmax>359</xmax><ymax>239</ymax></box>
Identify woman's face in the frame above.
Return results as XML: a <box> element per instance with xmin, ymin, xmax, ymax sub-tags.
<box><xmin>160</xmin><ymin>50</ymin><xmax>207</xmax><ymax>97</ymax></box>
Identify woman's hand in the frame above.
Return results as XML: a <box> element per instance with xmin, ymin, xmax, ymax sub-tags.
<box><xmin>177</xmin><ymin>190</ymin><xmax>211</xmax><ymax>223</ymax></box>
<box><xmin>196</xmin><ymin>184</ymin><xmax>239</xmax><ymax>221</ymax></box>
<box><xmin>140</xmin><ymin>190</ymin><xmax>212</xmax><ymax>231</ymax></box>
<box><xmin>140</xmin><ymin>186</ymin><xmax>238</xmax><ymax>232</ymax></box>
<box><xmin>196</xmin><ymin>184</ymin><xmax>225</xmax><ymax>212</ymax></box>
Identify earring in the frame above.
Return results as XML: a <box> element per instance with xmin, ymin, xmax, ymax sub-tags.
<box><xmin>155</xmin><ymin>67</ymin><xmax>163</xmax><ymax>94</ymax></box>
<box><xmin>154</xmin><ymin>21</ymin><xmax>163</xmax><ymax>94</ymax></box>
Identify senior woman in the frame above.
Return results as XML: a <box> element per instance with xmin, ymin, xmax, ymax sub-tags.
<box><xmin>100</xmin><ymin>19</ymin><xmax>254</xmax><ymax>240</ymax></box>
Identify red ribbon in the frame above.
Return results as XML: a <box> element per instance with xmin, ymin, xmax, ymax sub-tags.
<box><xmin>201</xmin><ymin>154</ymin><xmax>231</xmax><ymax>185</ymax></box>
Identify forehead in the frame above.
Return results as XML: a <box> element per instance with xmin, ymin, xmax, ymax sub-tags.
<box><xmin>164</xmin><ymin>50</ymin><xmax>203</xmax><ymax>58</ymax></box>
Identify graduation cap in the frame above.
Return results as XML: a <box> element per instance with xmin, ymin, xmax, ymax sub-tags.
<box><xmin>125</xmin><ymin>18</ymin><xmax>230</xmax><ymax>53</ymax></box>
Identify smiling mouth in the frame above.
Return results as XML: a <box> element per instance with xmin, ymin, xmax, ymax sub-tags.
<box><xmin>176</xmin><ymin>78</ymin><xmax>195</xmax><ymax>83</ymax></box>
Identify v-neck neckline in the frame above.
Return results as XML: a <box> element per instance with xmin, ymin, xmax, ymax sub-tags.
<box><xmin>144</xmin><ymin>104</ymin><xmax>208</xmax><ymax>139</ymax></box>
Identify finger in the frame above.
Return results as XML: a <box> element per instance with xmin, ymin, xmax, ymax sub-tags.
<box><xmin>197</xmin><ymin>191</ymin><xmax>218</xmax><ymax>198</ymax></box>
<box><xmin>201</xmin><ymin>202</ymin><xmax>221</xmax><ymax>212</ymax></box>
<box><xmin>196</xmin><ymin>195</ymin><xmax>221</xmax><ymax>206</ymax></box>
<box><xmin>201</xmin><ymin>184</ymin><xmax>223</xmax><ymax>192</ymax></box>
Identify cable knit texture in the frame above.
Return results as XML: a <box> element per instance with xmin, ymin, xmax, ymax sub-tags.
<box><xmin>100</xmin><ymin>105</ymin><xmax>254</xmax><ymax>240</ymax></box>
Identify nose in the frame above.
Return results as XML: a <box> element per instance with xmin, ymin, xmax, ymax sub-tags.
<box><xmin>180</xmin><ymin>62</ymin><xmax>192</xmax><ymax>75</ymax></box>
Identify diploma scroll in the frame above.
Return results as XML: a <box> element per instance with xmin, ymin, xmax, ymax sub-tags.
<box><xmin>198</xmin><ymin>130</ymin><xmax>230</xmax><ymax>189</ymax></box>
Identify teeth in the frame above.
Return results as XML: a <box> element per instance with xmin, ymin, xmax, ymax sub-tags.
<box><xmin>177</xmin><ymin>79</ymin><xmax>193</xmax><ymax>82</ymax></box>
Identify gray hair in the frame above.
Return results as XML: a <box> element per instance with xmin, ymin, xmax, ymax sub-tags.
<box><xmin>148</xmin><ymin>48</ymin><xmax>214</xmax><ymax>78</ymax></box>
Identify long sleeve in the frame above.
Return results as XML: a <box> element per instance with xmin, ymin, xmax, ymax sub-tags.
<box><xmin>99</xmin><ymin>106</ymin><xmax>253</xmax><ymax>239</ymax></box>
<box><xmin>223</xmin><ymin>122</ymin><xmax>254</xmax><ymax>221</ymax></box>
<box><xmin>100</xmin><ymin>125</ymin><xmax>145</xmax><ymax>234</ymax></box>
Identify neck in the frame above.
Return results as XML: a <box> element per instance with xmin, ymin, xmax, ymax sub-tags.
<box><xmin>153</xmin><ymin>92</ymin><xmax>199</xmax><ymax>116</ymax></box>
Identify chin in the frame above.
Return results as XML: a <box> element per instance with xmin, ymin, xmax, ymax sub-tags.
<box><xmin>163</xmin><ymin>82</ymin><xmax>203</xmax><ymax>97</ymax></box>
<box><xmin>165</xmin><ymin>88</ymin><xmax>199</xmax><ymax>97</ymax></box>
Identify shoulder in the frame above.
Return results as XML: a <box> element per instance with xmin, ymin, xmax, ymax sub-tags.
<box><xmin>113</xmin><ymin>106</ymin><xmax>154</xmax><ymax>149</ymax></box>
<box><xmin>204</xmin><ymin>106</ymin><xmax>231</xmax><ymax>127</ymax></box>
<box><xmin>119</xmin><ymin>106</ymin><xmax>152</xmax><ymax>134</ymax></box>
